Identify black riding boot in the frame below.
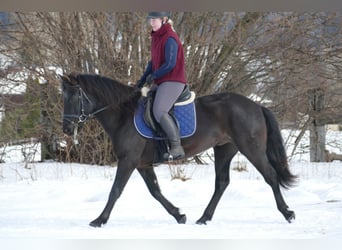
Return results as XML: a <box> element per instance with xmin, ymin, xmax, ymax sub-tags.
<box><xmin>159</xmin><ymin>113</ymin><xmax>185</xmax><ymax>160</ymax></box>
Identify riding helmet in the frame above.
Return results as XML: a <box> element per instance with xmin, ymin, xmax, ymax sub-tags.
<box><xmin>147</xmin><ymin>12</ymin><xmax>171</xmax><ymax>19</ymax></box>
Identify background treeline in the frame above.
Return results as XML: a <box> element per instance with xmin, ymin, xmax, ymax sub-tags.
<box><xmin>0</xmin><ymin>12</ymin><xmax>341</xmax><ymax>164</ymax></box>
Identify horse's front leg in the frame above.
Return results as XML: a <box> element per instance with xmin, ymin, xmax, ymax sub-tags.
<box><xmin>89</xmin><ymin>162</ymin><xmax>135</xmax><ymax>227</ymax></box>
<box><xmin>137</xmin><ymin>167</ymin><xmax>186</xmax><ymax>224</ymax></box>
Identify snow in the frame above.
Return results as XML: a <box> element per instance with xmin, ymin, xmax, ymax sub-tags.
<box><xmin>0</xmin><ymin>130</ymin><xmax>342</xmax><ymax>244</ymax></box>
<box><xmin>1</xmin><ymin>155</ymin><xmax>342</xmax><ymax>240</ymax></box>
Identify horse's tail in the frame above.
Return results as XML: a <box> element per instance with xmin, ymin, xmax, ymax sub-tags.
<box><xmin>262</xmin><ymin>107</ymin><xmax>297</xmax><ymax>189</ymax></box>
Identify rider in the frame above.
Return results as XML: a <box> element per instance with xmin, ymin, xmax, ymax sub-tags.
<box><xmin>136</xmin><ymin>12</ymin><xmax>187</xmax><ymax>160</ymax></box>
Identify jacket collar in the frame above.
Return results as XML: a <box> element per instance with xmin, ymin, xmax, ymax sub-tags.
<box><xmin>151</xmin><ymin>23</ymin><xmax>172</xmax><ymax>38</ymax></box>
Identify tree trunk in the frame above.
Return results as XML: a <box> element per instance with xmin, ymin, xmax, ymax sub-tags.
<box><xmin>40</xmin><ymin>82</ymin><xmax>56</xmax><ymax>161</ymax></box>
<box><xmin>308</xmin><ymin>88</ymin><xmax>326</xmax><ymax>162</ymax></box>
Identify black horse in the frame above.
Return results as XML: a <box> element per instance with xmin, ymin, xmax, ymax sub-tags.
<box><xmin>61</xmin><ymin>73</ymin><xmax>296</xmax><ymax>227</ymax></box>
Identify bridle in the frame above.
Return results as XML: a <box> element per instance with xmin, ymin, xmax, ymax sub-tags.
<box><xmin>63</xmin><ymin>86</ymin><xmax>109</xmax><ymax>143</ymax></box>
<box><xmin>63</xmin><ymin>86</ymin><xmax>109</xmax><ymax>124</ymax></box>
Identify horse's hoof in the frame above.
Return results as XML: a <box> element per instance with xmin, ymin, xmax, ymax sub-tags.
<box><xmin>195</xmin><ymin>217</ymin><xmax>208</xmax><ymax>225</ymax></box>
<box><xmin>89</xmin><ymin>218</ymin><xmax>106</xmax><ymax>228</ymax></box>
<box><xmin>177</xmin><ymin>214</ymin><xmax>187</xmax><ymax>224</ymax></box>
<box><xmin>196</xmin><ymin>220</ymin><xmax>207</xmax><ymax>225</ymax></box>
<box><xmin>286</xmin><ymin>211</ymin><xmax>296</xmax><ymax>223</ymax></box>
<box><xmin>89</xmin><ymin>221</ymin><xmax>102</xmax><ymax>227</ymax></box>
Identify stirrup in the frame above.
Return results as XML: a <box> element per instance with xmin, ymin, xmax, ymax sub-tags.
<box><xmin>168</xmin><ymin>154</ymin><xmax>173</xmax><ymax>162</ymax></box>
<box><xmin>164</xmin><ymin>151</ymin><xmax>184</xmax><ymax>162</ymax></box>
<box><xmin>163</xmin><ymin>152</ymin><xmax>174</xmax><ymax>162</ymax></box>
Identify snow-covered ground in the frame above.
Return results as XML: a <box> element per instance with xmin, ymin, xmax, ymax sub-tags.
<box><xmin>0</xmin><ymin>157</ymin><xmax>342</xmax><ymax>239</ymax></box>
<box><xmin>0</xmin><ymin>129</ymin><xmax>342</xmax><ymax>246</ymax></box>
<box><xmin>0</xmin><ymin>160</ymin><xmax>342</xmax><ymax>239</ymax></box>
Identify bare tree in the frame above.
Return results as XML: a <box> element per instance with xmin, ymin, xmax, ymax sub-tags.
<box><xmin>1</xmin><ymin>12</ymin><xmax>341</xmax><ymax>164</ymax></box>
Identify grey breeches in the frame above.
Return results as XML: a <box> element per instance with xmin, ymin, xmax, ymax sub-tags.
<box><xmin>152</xmin><ymin>81</ymin><xmax>186</xmax><ymax>123</ymax></box>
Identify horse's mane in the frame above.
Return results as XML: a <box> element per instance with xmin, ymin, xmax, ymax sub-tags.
<box><xmin>72</xmin><ymin>73</ymin><xmax>141</xmax><ymax>113</ymax></box>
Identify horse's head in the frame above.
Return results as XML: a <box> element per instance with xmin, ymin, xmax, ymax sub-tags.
<box><xmin>60</xmin><ymin>73</ymin><xmax>96</xmax><ymax>136</ymax></box>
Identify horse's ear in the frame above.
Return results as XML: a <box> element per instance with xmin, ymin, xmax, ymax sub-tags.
<box><xmin>59</xmin><ymin>73</ymin><xmax>79</xmax><ymax>85</ymax></box>
<box><xmin>59</xmin><ymin>74</ymin><xmax>70</xmax><ymax>83</ymax></box>
<box><xmin>68</xmin><ymin>72</ymin><xmax>79</xmax><ymax>85</ymax></box>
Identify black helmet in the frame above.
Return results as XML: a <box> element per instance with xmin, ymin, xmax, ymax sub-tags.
<box><xmin>147</xmin><ymin>12</ymin><xmax>171</xmax><ymax>19</ymax></box>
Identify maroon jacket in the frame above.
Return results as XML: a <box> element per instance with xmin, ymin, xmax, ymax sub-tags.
<box><xmin>151</xmin><ymin>23</ymin><xmax>187</xmax><ymax>85</ymax></box>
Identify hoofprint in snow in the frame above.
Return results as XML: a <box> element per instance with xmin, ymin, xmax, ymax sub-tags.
<box><xmin>0</xmin><ymin>157</ymin><xmax>341</xmax><ymax>239</ymax></box>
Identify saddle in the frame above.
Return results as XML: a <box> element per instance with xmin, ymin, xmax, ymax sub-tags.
<box><xmin>134</xmin><ymin>85</ymin><xmax>196</xmax><ymax>164</ymax></box>
<box><xmin>143</xmin><ymin>85</ymin><xmax>194</xmax><ymax>136</ymax></box>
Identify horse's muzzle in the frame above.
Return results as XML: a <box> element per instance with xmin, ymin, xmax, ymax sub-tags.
<box><xmin>63</xmin><ymin>125</ymin><xmax>73</xmax><ymax>136</ymax></box>
<box><xmin>63</xmin><ymin>120</ymin><xmax>75</xmax><ymax>136</ymax></box>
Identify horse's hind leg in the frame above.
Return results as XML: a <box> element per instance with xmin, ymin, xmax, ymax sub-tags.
<box><xmin>137</xmin><ymin>167</ymin><xmax>187</xmax><ymax>224</ymax></box>
<box><xmin>242</xmin><ymin>151</ymin><xmax>295</xmax><ymax>222</ymax></box>
<box><xmin>196</xmin><ymin>143</ymin><xmax>238</xmax><ymax>225</ymax></box>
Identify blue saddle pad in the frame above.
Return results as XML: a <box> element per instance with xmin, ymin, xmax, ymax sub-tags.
<box><xmin>134</xmin><ymin>100</ymin><xmax>196</xmax><ymax>139</ymax></box>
